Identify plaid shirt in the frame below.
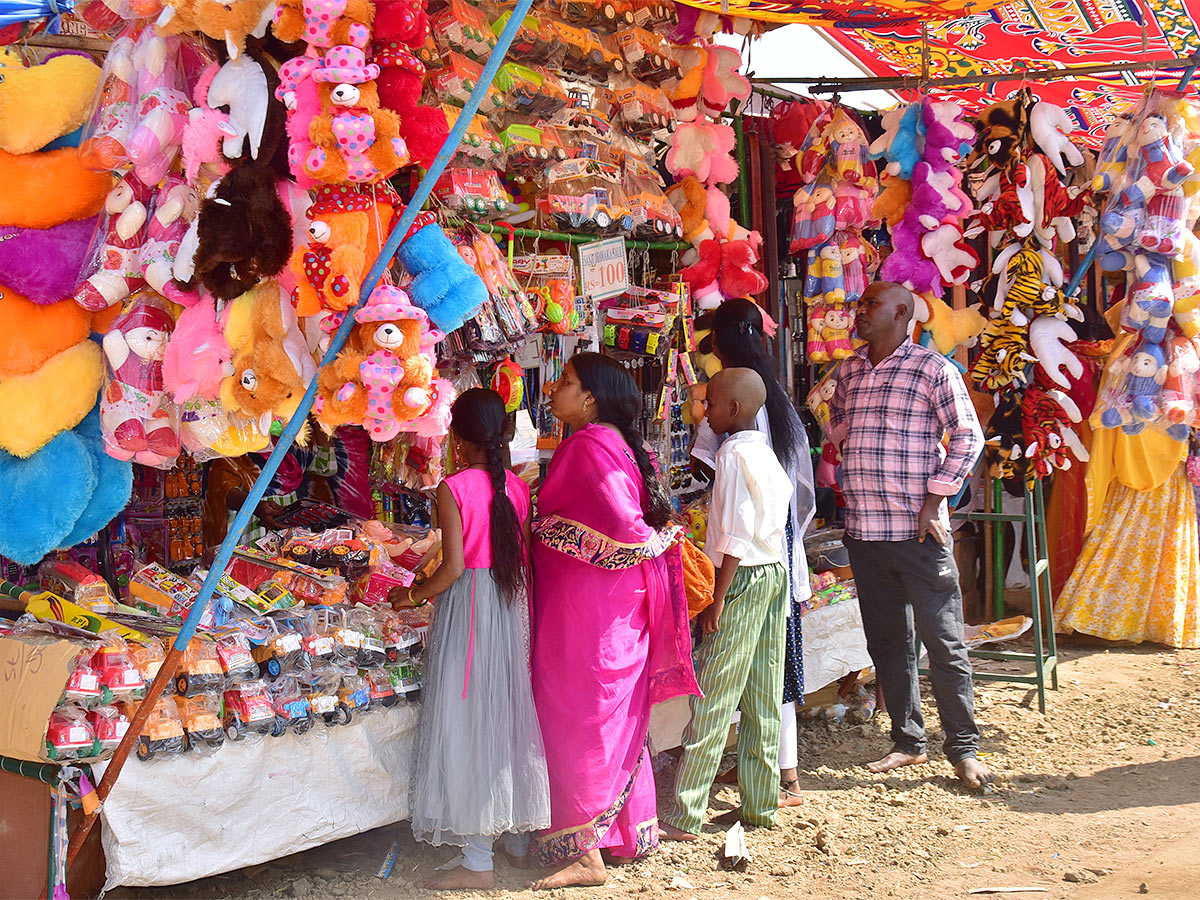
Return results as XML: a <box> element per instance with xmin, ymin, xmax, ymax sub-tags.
<box><xmin>829</xmin><ymin>339</ymin><xmax>983</xmax><ymax>542</ymax></box>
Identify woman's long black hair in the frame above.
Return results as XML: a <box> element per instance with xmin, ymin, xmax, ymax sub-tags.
<box><xmin>450</xmin><ymin>388</ymin><xmax>527</xmax><ymax>604</ymax></box>
<box><xmin>710</xmin><ymin>298</ymin><xmax>801</xmax><ymax>470</ymax></box>
<box><xmin>570</xmin><ymin>352</ymin><xmax>673</xmax><ymax>530</ymax></box>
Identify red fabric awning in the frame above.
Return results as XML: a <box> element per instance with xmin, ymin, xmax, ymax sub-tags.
<box><xmin>825</xmin><ymin>0</ymin><xmax>1200</xmax><ymax>147</ymax></box>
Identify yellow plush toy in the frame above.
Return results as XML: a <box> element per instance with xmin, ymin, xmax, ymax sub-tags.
<box><xmin>916</xmin><ymin>293</ymin><xmax>986</xmax><ymax>355</ymax></box>
<box><xmin>0</xmin><ymin>341</ymin><xmax>103</xmax><ymax>457</ymax></box>
<box><xmin>0</xmin><ymin>51</ymin><xmax>101</xmax><ymax>155</ymax></box>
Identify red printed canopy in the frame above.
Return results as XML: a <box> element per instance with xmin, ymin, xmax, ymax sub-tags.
<box><xmin>825</xmin><ymin>0</ymin><xmax>1200</xmax><ymax>147</ymax></box>
<box><xmin>676</xmin><ymin>0</ymin><xmax>1008</xmax><ymax>27</ymax></box>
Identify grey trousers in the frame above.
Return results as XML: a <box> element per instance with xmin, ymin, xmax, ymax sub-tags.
<box><xmin>844</xmin><ymin>535</ymin><xmax>980</xmax><ymax>764</ymax></box>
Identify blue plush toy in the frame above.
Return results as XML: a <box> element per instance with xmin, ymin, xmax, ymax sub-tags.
<box><xmin>869</xmin><ymin>102</ymin><xmax>925</xmax><ymax>180</ymax></box>
<box><xmin>396</xmin><ymin>223</ymin><xmax>489</xmax><ymax>334</ymax></box>
<box><xmin>0</xmin><ymin>403</ymin><xmax>132</xmax><ymax>564</ymax></box>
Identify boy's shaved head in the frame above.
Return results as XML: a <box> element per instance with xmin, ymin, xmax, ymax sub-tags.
<box><xmin>708</xmin><ymin>367</ymin><xmax>767</xmax><ymax>428</ymax></box>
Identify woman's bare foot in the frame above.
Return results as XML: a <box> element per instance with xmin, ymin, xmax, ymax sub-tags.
<box><xmin>658</xmin><ymin>821</ymin><xmax>699</xmax><ymax>842</ymax></box>
<box><xmin>530</xmin><ymin>850</ymin><xmax>606</xmax><ymax>890</ymax></box>
<box><xmin>419</xmin><ymin>867</ymin><xmax>495</xmax><ymax>890</ymax></box>
<box><xmin>954</xmin><ymin>757</ymin><xmax>996</xmax><ymax>791</ymax></box>
<box><xmin>779</xmin><ymin>777</ymin><xmax>804</xmax><ymax>808</ymax></box>
<box><xmin>866</xmin><ymin>749</ymin><xmax>928</xmax><ymax>774</ymax></box>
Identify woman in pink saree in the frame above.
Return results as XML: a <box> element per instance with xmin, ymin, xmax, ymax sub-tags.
<box><xmin>530</xmin><ymin>353</ymin><xmax>699</xmax><ymax>890</ymax></box>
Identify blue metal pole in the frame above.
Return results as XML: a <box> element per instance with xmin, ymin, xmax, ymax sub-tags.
<box><xmin>171</xmin><ymin>0</ymin><xmax>538</xmax><ymax>653</ymax></box>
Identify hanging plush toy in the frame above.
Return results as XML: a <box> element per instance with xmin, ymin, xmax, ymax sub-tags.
<box><xmin>100</xmin><ymin>295</ymin><xmax>181</xmax><ymax>468</ymax></box>
<box><xmin>140</xmin><ymin>176</ymin><xmax>200</xmax><ymax>306</ymax></box>
<box><xmin>290</xmin><ymin>183</ymin><xmax>396</xmax><ymax>316</ymax></box>
<box><xmin>73</xmin><ymin>173</ymin><xmax>150</xmax><ymax>311</ymax></box>
<box><xmin>397</xmin><ymin>217</ymin><xmax>489</xmax><ymax>333</ymax></box>
<box><xmin>305</xmin><ymin>46</ymin><xmax>409</xmax><ymax>184</ymax></box>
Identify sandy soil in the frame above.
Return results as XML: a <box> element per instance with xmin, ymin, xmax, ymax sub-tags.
<box><xmin>110</xmin><ymin>636</ymin><xmax>1200</xmax><ymax>900</ymax></box>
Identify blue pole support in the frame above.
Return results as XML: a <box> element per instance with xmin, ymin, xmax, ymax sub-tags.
<box><xmin>170</xmin><ymin>0</ymin><xmax>538</xmax><ymax>653</ymax></box>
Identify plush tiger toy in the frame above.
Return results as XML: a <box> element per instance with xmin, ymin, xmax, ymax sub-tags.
<box><xmin>970</xmin><ymin>318</ymin><xmax>1031</xmax><ymax>391</ymax></box>
<box><xmin>995</xmin><ymin>240</ymin><xmax>1066</xmax><ymax>326</ymax></box>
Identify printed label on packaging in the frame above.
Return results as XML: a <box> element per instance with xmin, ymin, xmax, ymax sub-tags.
<box><xmin>277</xmin><ymin>634</ymin><xmax>302</xmax><ymax>653</ymax></box>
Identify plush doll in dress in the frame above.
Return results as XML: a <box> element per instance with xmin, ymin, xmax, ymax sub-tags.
<box><xmin>306</xmin><ymin>46</ymin><xmax>409</xmax><ymax>185</ymax></box>
<box><xmin>100</xmin><ymin>296</ymin><xmax>181</xmax><ymax>467</ymax></box>
<box><xmin>140</xmin><ymin>176</ymin><xmax>200</xmax><ymax>306</ymax></box>
<box><xmin>73</xmin><ymin>172</ymin><xmax>150</xmax><ymax>311</ymax></box>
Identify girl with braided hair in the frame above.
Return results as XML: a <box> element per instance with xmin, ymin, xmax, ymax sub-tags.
<box><xmin>392</xmin><ymin>388</ymin><xmax>549</xmax><ymax>889</ymax></box>
<box><xmin>528</xmin><ymin>353</ymin><xmax>699</xmax><ymax>890</ymax></box>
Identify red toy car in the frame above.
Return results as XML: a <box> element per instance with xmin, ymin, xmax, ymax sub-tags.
<box><xmin>93</xmin><ymin>641</ymin><xmax>146</xmax><ymax>702</ymax></box>
<box><xmin>363</xmin><ymin>667</ymin><xmax>399</xmax><ymax>709</ymax></box>
<box><xmin>88</xmin><ymin>705</ymin><xmax>131</xmax><ymax>752</ymax></box>
<box><xmin>64</xmin><ymin>658</ymin><xmax>102</xmax><ymax>704</ymax></box>
<box><xmin>215</xmin><ymin>630</ymin><xmax>257</xmax><ymax>684</ymax></box>
<box><xmin>45</xmin><ymin>708</ymin><xmax>100</xmax><ymax>761</ymax></box>
<box><xmin>223</xmin><ymin>680</ymin><xmax>276</xmax><ymax>741</ymax></box>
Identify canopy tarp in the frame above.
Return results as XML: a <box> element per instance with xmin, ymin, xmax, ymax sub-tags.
<box><xmin>677</xmin><ymin>0</ymin><xmax>1007</xmax><ymax>27</ymax></box>
<box><xmin>823</xmin><ymin>0</ymin><xmax>1200</xmax><ymax>146</ymax></box>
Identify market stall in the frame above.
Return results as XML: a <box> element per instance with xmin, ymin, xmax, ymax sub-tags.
<box><xmin>6</xmin><ymin>0</ymin><xmax>1200</xmax><ymax>892</ymax></box>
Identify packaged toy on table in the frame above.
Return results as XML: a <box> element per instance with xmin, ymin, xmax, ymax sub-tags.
<box><xmin>222</xmin><ymin>678</ymin><xmax>276</xmax><ymax>741</ymax></box>
<box><xmin>38</xmin><ymin>560</ymin><xmax>116</xmax><ymax>613</ymax></box>
<box><xmin>130</xmin><ymin>694</ymin><xmax>186</xmax><ymax>761</ymax></box>
<box><xmin>175</xmin><ymin>637</ymin><xmax>224</xmax><ymax>696</ymax></box>
<box><xmin>94</xmin><ymin>632</ymin><xmax>147</xmax><ymax>703</ymax></box>
<box><xmin>380</xmin><ymin>608</ymin><xmax>422</xmax><ymax>661</ymax></box>
<box><xmin>228</xmin><ymin>547</ymin><xmax>350</xmax><ymax>605</ymax></box>
<box><xmin>282</xmin><ymin>528</ymin><xmax>376</xmax><ymax>578</ymax></box>
<box><xmin>252</xmin><ymin>613</ymin><xmax>309</xmax><ymax>677</ymax></box>
<box><xmin>128</xmin><ymin>637</ymin><xmax>168</xmax><ymax>688</ymax></box>
<box><xmin>214</xmin><ymin>572</ymin><xmax>280</xmax><ymax>615</ymax></box>
<box><xmin>337</xmin><ymin>670</ymin><xmax>372</xmax><ymax>720</ymax></box>
<box><xmin>88</xmin><ymin>705</ymin><xmax>132</xmax><ymax>753</ymax></box>
<box><xmin>214</xmin><ymin>628</ymin><xmax>258</xmax><ymax>682</ymax></box>
<box><xmin>45</xmin><ymin>705</ymin><xmax>101</xmax><ymax>761</ymax></box>
<box><xmin>387</xmin><ymin>654</ymin><xmax>422</xmax><ymax>700</ymax></box>
<box><xmin>363</xmin><ymin>666</ymin><xmax>399</xmax><ymax>708</ymax></box>
<box><xmin>63</xmin><ymin>652</ymin><xmax>103</xmax><ymax>705</ymax></box>
<box><xmin>302</xmin><ymin>661</ymin><xmax>349</xmax><ymax>725</ymax></box>
<box><xmin>267</xmin><ymin>674</ymin><xmax>315</xmax><ymax>736</ymax></box>
<box><xmin>174</xmin><ymin>692</ymin><xmax>225</xmax><ymax>752</ymax></box>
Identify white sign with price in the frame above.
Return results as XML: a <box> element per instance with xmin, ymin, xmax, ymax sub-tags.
<box><xmin>578</xmin><ymin>237</ymin><xmax>629</xmax><ymax>301</ymax></box>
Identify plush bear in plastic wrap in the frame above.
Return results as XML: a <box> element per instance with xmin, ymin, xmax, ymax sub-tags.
<box><xmin>100</xmin><ymin>296</ymin><xmax>181</xmax><ymax>467</ymax></box>
<box><xmin>140</xmin><ymin>176</ymin><xmax>200</xmax><ymax>306</ymax></box>
<box><xmin>306</xmin><ymin>46</ymin><xmax>409</xmax><ymax>184</ymax></box>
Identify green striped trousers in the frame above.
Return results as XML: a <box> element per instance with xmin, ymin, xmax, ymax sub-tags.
<box><xmin>663</xmin><ymin>562</ymin><xmax>788</xmax><ymax>833</ymax></box>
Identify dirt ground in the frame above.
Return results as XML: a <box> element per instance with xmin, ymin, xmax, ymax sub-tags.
<box><xmin>110</xmin><ymin>636</ymin><xmax>1200</xmax><ymax>900</ymax></box>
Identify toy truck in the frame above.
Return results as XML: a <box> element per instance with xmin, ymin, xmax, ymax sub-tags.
<box><xmin>268</xmin><ymin>677</ymin><xmax>314</xmax><ymax>736</ymax></box>
<box><xmin>45</xmin><ymin>709</ymin><xmax>100</xmax><ymax>761</ymax></box>
<box><xmin>223</xmin><ymin>679</ymin><xmax>276</xmax><ymax>741</ymax></box>
<box><xmin>88</xmin><ymin>705</ymin><xmax>131</xmax><ymax>752</ymax></box>
<box><xmin>615</xmin><ymin>26</ymin><xmax>678</xmax><ymax>83</ymax></box>
<box><xmin>175</xmin><ymin>693</ymin><xmax>225</xmax><ymax>751</ymax></box>
<box><xmin>554</xmin><ymin>0</ymin><xmax>636</xmax><ymax>28</ymax></box>
<box><xmin>491</xmin><ymin>9</ymin><xmax>560</xmax><ymax>66</ymax></box>
<box><xmin>175</xmin><ymin>637</ymin><xmax>224</xmax><ymax>695</ymax></box>
<box><xmin>131</xmin><ymin>696</ymin><xmax>186</xmax><ymax>761</ymax></box>
<box><xmin>94</xmin><ymin>639</ymin><xmax>147</xmax><ymax>702</ymax></box>
<box><xmin>551</xmin><ymin>20</ymin><xmax>626</xmax><ymax>80</ymax></box>
<box><xmin>435</xmin><ymin>167</ymin><xmax>513</xmax><ymax>218</ymax></box>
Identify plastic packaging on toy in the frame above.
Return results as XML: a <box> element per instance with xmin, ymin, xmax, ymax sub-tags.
<box><xmin>45</xmin><ymin>704</ymin><xmax>101</xmax><ymax>761</ymax></box>
<box><xmin>266</xmin><ymin>674</ymin><xmax>315</xmax><ymax>736</ymax></box>
<box><xmin>129</xmin><ymin>694</ymin><xmax>186</xmax><ymax>761</ymax></box>
<box><xmin>38</xmin><ymin>560</ymin><xmax>115</xmax><ymax>613</ymax></box>
<box><xmin>94</xmin><ymin>631</ymin><xmax>147</xmax><ymax>703</ymax></box>
<box><xmin>175</xmin><ymin>691</ymin><xmax>225</xmax><ymax>753</ymax></box>
<box><xmin>228</xmin><ymin>547</ymin><xmax>350</xmax><ymax>605</ymax></box>
<box><xmin>221</xmin><ymin>678</ymin><xmax>275</xmax><ymax>743</ymax></box>
<box><xmin>174</xmin><ymin>637</ymin><xmax>224</xmax><ymax>696</ymax></box>
<box><xmin>88</xmin><ymin>704</ymin><xmax>132</xmax><ymax>753</ymax></box>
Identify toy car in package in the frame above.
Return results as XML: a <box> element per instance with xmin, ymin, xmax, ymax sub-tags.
<box><xmin>489</xmin><ymin>6</ymin><xmax>562</xmax><ymax>67</ymax></box>
<box><xmin>302</xmin><ymin>662</ymin><xmax>350</xmax><ymax>725</ymax></box>
<box><xmin>431</xmin><ymin>52</ymin><xmax>506</xmax><ymax>114</ymax></box>
<box><xmin>494</xmin><ymin>63</ymin><xmax>569</xmax><ymax>123</ymax></box>
<box><xmin>45</xmin><ymin>705</ymin><xmax>101</xmax><ymax>761</ymax></box>
<box><xmin>94</xmin><ymin>631</ymin><xmax>147</xmax><ymax>702</ymax></box>
<box><xmin>267</xmin><ymin>675</ymin><xmax>315</xmax><ymax>736</ymax></box>
<box><xmin>228</xmin><ymin>547</ymin><xmax>349</xmax><ymax>605</ymax></box>
<box><xmin>624</xmin><ymin>159</ymin><xmax>683</xmax><ymax>238</ymax></box>
<box><xmin>129</xmin><ymin>695</ymin><xmax>186</xmax><ymax>761</ymax></box>
<box><xmin>434</xmin><ymin>167</ymin><xmax>513</xmax><ymax>219</ymax></box>
<box><xmin>549</xmin><ymin>20</ymin><xmax>627</xmax><ymax>81</ymax></box>
<box><xmin>430</xmin><ymin>0</ymin><xmax>497</xmax><ymax>60</ymax></box>
<box><xmin>175</xmin><ymin>692</ymin><xmax>225</xmax><ymax>752</ymax></box>
<box><xmin>222</xmin><ymin>679</ymin><xmax>276</xmax><ymax>741</ymax></box>
<box><xmin>127</xmin><ymin>562</ymin><xmax>224</xmax><ymax>628</ymax></box>
<box><xmin>553</xmin><ymin>0</ymin><xmax>636</xmax><ymax>28</ymax></box>
<box><xmin>614</xmin><ymin>80</ymin><xmax>675</xmax><ymax>137</ymax></box>
<box><xmin>89</xmin><ymin>704</ymin><xmax>131</xmax><ymax>753</ymax></box>
<box><xmin>615</xmin><ymin>27</ymin><xmax>678</xmax><ymax>83</ymax></box>
<box><xmin>538</xmin><ymin>158</ymin><xmax>634</xmax><ymax>234</ymax></box>
<box><xmin>252</xmin><ymin>612</ymin><xmax>309</xmax><ymax>677</ymax></box>
<box><xmin>38</xmin><ymin>560</ymin><xmax>115</xmax><ymax>613</ymax></box>
<box><xmin>174</xmin><ymin>637</ymin><xmax>224</xmax><ymax>695</ymax></box>
<box><xmin>214</xmin><ymin>628</ymin><xmax>258</xmax><ymax>682</ymax></box>
<box><xmin>440</xmin><ymin>104</ymin><xmax>505</xmax><ymax>166</ymax></box>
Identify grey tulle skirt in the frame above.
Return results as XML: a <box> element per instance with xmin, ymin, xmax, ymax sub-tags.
<box><xmin>409</xmin><ymin>567</ymin><xmax>550</xmax><ymax>846</ymax></box>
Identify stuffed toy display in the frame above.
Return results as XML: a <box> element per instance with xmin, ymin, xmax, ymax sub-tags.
<box><xmin>1091</xmin><ymin>93</ymin><xmax>1200</xmax><ymax>440</ymax></box>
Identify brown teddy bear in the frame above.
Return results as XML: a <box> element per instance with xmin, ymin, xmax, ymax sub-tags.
<box><xmin>315</xmin><ymin>284</ymin><xmax>438</xmax><ymax>441</ymax></box>
<box><xmin>305</xmin><ymin>46</ymin><xmax>409</xmax><ymax>184</ymax></box>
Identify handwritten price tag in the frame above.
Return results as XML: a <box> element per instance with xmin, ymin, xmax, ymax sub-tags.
<box><xmin>578</xmin><ymin>238</ymin><xmax>629</xmax><ymax>301</ymax></box>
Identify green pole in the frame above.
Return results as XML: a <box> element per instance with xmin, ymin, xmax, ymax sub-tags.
<box><xmin>992</xmin><ymin>478</ymin><xmax>1006</xmax><ymax>620</ymax></box>
<box><xmin>733</xmin><ymin>106</ymin><xmax>751</xmax><ymax>227</ymax></box>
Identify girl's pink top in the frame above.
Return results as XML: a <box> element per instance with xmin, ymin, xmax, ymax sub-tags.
<box><xmin>444</xmin><ymin>468</ymin><xmax>531</xmax><ymax>568</ymax></box>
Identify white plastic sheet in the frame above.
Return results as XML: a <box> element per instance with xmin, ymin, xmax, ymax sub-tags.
<box><xmin>96</xmin><ymin>705</ymin><xmax>418</xmax><ymax>888</ymax></box>
<box><xmin>801</xmin><ymin>597</ymin><xmax>872</xmax><ymax>692</ymax></box>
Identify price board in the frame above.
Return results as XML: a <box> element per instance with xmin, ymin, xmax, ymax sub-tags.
<box><xmin>578</xmin><ymin>237</ymin><xmax>629</xmax><ymax>301</ymax></box>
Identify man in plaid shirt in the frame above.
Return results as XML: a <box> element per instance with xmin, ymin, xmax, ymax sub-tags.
<box><xmin>829</xmin><ymin>282</ymin><xmax>992</xmax><ymax>791</ymax></box>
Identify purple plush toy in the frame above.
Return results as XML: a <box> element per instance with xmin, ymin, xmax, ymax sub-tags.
<box><xmin>0</xmin><ymin>217</ymin><xmax>99</xmax><ymax>304</ymax></box>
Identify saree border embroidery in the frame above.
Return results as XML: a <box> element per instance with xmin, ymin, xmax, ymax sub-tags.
<box><xmin>533</xmin><ymin>515</ymin><xmax>681</xmax><ymax>571</ymax></box>
<box><xmin>533</xmin><ymin>746</ymin><xmax>649</xmax><ymax>866</ymax></box>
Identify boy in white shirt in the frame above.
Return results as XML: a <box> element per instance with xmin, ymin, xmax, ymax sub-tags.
<box><xmin>661</xmin><ymin>368</ymin><xmax>795</xmax><ymax>840</ymax></box>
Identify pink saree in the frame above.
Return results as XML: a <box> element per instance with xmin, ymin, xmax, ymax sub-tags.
<box><xmin>530</xmin><ymin>424</ymin><xmax>699</xmax><ymax>866</ymax></box>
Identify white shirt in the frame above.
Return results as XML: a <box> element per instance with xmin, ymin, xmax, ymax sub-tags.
<box><xmin>693</xmin><ymin>407</ymin><xmax>816</xmax><ymax>600</ymax></box>
<box><xmin>706</xmin><ymin>431</ymin><xmax>794</xmax><ymax>568</ymax></box>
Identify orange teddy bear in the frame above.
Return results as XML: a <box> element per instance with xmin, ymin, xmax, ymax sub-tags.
<box><xmin>305</xmin><ymin>46</ymin><xmax>409</xmax><ymax>185</ymax></box>
<box><xmin>316</xmin><ymin>284</ymin><xmax>439</xmax><ymax>441</ymax></box>
<box><xmin>289</xmin><ymin>183</ymin><xmax>396</xmax><ymax>317</ymax></box>
<box><xmin>272</xmin><ymin>0</ymin><xmax>374</xmax><ymax>50</ymax></box>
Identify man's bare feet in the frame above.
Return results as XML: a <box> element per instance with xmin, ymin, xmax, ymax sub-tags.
<box><xmin>530</xmin><ymin>849</ymin><xmax>607</xmax><ymax>890</ymax></box>
<box><xmin>658</xmin><ymin>821</ymin><xmax>699</xmax><ymax>842</ymax></box>
<box><xmin>419</xmin><ymin>867</ymin><xmax>495</xmax><ymax>890</ymax></box>
<box><xmin>866</xmin><ymin>749</ymin><xmax>928</xmax><ymax>774</ymax></box>
<box><xmin>954</xmin><ymin>756</ymin><xmax>996</xmax><ymax>791</ymax></box>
